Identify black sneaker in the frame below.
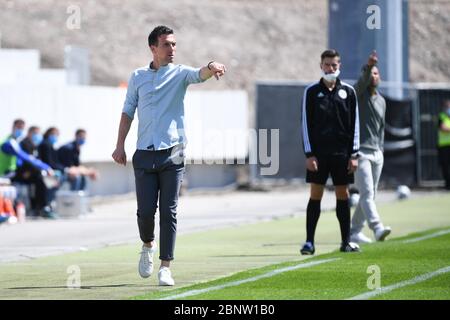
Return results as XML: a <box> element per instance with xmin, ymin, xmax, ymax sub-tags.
<box><xmin>340</xmin><ymin>242</ymin><xmax>361</xmax><ymax>253</ymax></box>
<box><xmin>300</xmin><ymin>242</ymin><xmax>315</xmax><ymax>255</ymax></box>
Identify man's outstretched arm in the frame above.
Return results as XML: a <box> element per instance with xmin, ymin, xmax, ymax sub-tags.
<box><xmin>354</xmin><ymin>51</ymin><xmax>378</xmax><ymax>96</ymax></box>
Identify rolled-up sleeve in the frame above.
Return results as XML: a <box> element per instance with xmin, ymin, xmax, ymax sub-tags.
<box><xmin>122</xmin><ymin>73</ymin><xmax>138</xmax><ymax>119</ymax></box>
<box><xmin>182</xmin><ymin>65</ymin><xmax>205</xmax><ymax>85</ymax></box>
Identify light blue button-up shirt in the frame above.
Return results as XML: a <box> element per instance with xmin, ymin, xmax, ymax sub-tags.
<box><xmin>122</xmin><ymin>63</ymin><xmax>205</xmax><ymax>150</ymax></box>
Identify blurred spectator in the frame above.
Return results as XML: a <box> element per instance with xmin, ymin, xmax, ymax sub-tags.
<box><xmin>438</xmin><ymin>99</ymin><xmax>450</xmax><ymax>190</ymax></box>
<box><xmin>0</xmin><ymin>119</ymin><xmax>26</xmax><ymax>176</ymax></box>
<box><xmin>38</xmin><ymin>127</ymin><xmax>65</xmax><ymax>173</ymax></box>
<box><xmin>57</xmin><ymin>129</ymin><xmax>98</xmax><ymax>191</ymax></box>
<box><xmin>0</xmin><ymin>120</ymin><xmax>56</xmax><ymax>218</ymax></box>
<box><xmin>0</xmin><ymin>119</ymin><xmax>52</xmax><ymax>178</ymax></box>
<box><xmin>14</xmin><ymin>126</ymin><xmax>56</xmax><ymax>217</ymax></box>
<box><xmin>38</xmin><ymin>127</ymin><xmax>68</xmax><ymax>218</ymax></box>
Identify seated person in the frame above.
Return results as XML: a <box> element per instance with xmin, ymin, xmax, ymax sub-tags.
<box><xmin>14</xmin><ymin>126</ymin><xmax>57</xmax><ymax>217</ymax></box>
<box><xmin>57</xmin><ymin>129</ymin><xmax>98</xmax><ymax>191</ymax></box>
<box><xmin>1</xmin><ymin>121</ymin><xmax>53</xmax><ymax>178</ymax></box>
<box><xmin>38</xmin><ymin>127</ymin><xmax>73</xmax><ymax>218</ymax></box>
<box><xmin>0</xmin><ymin>121</ymin><xmax>56</xmax><ymax>218</ymax></box>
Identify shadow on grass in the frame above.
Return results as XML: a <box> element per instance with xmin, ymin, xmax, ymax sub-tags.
<box><xmin>7</xmin><ymin>284</ymin><xmax>152</xmax><ymax>290</ymax></box>
<box><xmin>210</xmin><ymin>254</ymin><xmax>299</xmax><ymax>258</ymax></box>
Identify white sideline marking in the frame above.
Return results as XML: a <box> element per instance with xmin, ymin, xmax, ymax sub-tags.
<box><xmin>349</xmin><ymin>266</ymin><xmax>450</xmax><ymax>300</ymax></box>
<box><xmin>160</xmin><ymin>229</ymin><xmax>450</xmax><ymax>300</ymax></box>
<box><xmin>160</xmin><ymin>258</ymin><xmax>340</xmax><ymax>300</ymax></box>
<box><xmin>402</xmin><ymin>229</ymin><xmax>450</xmax><ymax>244</ymax></box>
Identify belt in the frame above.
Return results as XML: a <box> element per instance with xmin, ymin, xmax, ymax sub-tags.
<box><xmin>145</xmin><ymin>144</ymin><xmax>181</xmax><ymax>153</ymax></box>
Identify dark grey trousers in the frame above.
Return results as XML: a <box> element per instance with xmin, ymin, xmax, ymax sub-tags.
<box><xmin>132</xmin><ymin>145</ymin><xmax>185</xmax><ymax>261</ymax></box>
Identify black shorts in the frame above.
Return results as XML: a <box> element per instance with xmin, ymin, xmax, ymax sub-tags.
<box><xmin>306</xmin><ymin>154</ymin><xmax>354</xmax><ymax>186</ymax></box>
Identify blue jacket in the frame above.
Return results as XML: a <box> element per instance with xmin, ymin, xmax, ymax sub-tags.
<box><xmin>1</xmin><ymin>138</ymin><xmax>51</xmax><ymax>172</ymax></box>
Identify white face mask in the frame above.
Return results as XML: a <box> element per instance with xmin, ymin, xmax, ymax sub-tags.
<box><xmin>321</xmin><ymin>69</ymin><xmax>340</xmax><ymax>82</ymax></box>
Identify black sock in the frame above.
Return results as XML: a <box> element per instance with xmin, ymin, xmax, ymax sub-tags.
<box><xmin>306</xmin><ymin>199</ymin><xmax>321</xmax><ymax>244</ymax></box>
<box><xmin>336</xmin><ymin>200</ymin><xmax>350</xmax><ymax>244</ymax></box>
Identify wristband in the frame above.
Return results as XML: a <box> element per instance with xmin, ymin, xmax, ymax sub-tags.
<box><xmin>207</xmin><ymin>61</ymin><xmax>215</xmax><ymax>70</ymax></box>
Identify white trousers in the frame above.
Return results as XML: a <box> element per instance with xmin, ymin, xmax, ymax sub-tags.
<box><xmin>351</xmin><ymin>149</ymin><xmax>385</xmax><ymax>234</ymax></box>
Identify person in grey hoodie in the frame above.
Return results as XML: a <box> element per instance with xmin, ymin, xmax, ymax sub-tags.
<box><xmin>350</xmin><ymin>51</ymin><xmax>392</xmax><ymax>244</ymax></box>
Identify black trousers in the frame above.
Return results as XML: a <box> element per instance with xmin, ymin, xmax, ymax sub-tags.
<box><xmin>12</xmin><ymin>170</ymin><xmax>48</xmax><ymax>211</ymax></box>
<box><xmin>132</xmin><ymin>145</ymin><xmax>185</xmax><ymax>261</ymax></box>
<box><xmin>438</xmin><ymin>146</ymin><xmax>450</xmax><ymax>189</ymax></box>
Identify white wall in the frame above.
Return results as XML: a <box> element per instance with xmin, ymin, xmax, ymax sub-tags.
<box><xmin>0</xmin><ymin>49</ymin><xmax>40</xmax><ymax>72</ymax></box>
<box><xmin>0</xmin><ymin>84</ymin><xmax>134</xmax><ymax>161</ymax></box>
<box><xmin>0</xmin><ymin>49</ymin><xmax>68</xmax><ymax>85</ymax></box>
<box><xmin>0</xmin><ymin>84</ymin><xmax>248</xmax><ymax>195</ymax></box>
<box><xmin>0</xmin><ymin>49</ymin><xmax>41</xmax><ymax>85</ymax></box>
<box><xmin>20</xmin><ymin>69</ymin><xmax>68</xmax><ymax>85</ymax></box>
<box><xmin>0</xmin><ymin>85</ymin><xmax>248</xmax><ymax>162</ymax></box>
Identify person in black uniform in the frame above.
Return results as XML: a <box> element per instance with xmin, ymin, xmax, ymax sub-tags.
<box><xmin>300</xmin><ymin>49</ymin><xmax>361</xmax><ymax>254</ymax></box>
<box><xmin>38</xmin><ymin>127</ymin><xmax>66</xmax><ymax>173</ymax></box>
<box><xmin>13</xmin><ymin>126</ymin><xmax>54</xmax><ymax>217</ymax></box>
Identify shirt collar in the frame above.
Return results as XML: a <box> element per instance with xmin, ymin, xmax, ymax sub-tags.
<box><xmin>149</xmin><ymin>62</ymin><xmax>172</xmax><ymax>72</ymax></box>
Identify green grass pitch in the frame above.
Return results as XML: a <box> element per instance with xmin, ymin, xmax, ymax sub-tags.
<box><xmin>0</xmin><ymin>193</ymin><xmax>449</xmax><ymax>300</ymax></box>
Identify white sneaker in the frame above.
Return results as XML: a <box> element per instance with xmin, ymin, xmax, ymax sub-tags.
<box><xmin>158</xmin><ymin>267</ymin><xmax>175</xmax><ymax>286</ymax></box>
<box><xmin>138</xmin><ymin>244</ymin><xmax>157</xmax><ymax>278</ymax></box>
<box><xmin>350</xmin><ymin>232</ymin><xmax>373</xmax><ymax>244</ymax></box>
<box><xmin>375</xmin><ymin>227</ymin><xmax>392</xmax><ymax>241</ymax></box>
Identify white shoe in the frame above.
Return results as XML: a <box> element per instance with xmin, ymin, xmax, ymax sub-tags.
<box><xmin>375</xmin><ymin>227</ymin><xmax>392</xmax><ymax>241</ymax></box>
<box><xmin>138</xmin><ymin>244</ymin><xmax>157</xmax><ymax>278</ymax></box>
<box><xmin>158</xmin><ymin>267</ymin><xmax>175</xmax><ymax>286</ymax></box>
<box><xmin>350</xmin><ymin>232</ymin><xmax>373</xmax><ymax>244</ymax></box>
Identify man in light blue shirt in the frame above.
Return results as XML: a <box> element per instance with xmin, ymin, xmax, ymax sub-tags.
<box><xmin>112</xmin><ymin>25</ymin><xmax>226</xmax><ymax>286</ymax></box>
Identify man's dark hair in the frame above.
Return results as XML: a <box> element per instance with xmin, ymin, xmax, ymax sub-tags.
<box><xmin>13</xmin><ymin>119</ymin><xmax>25</xmax><ymax>127</ymax></box>
<box><xmin>321</xmin><ymin>49</ymin><xmax>340</xmax><ymax>62</ymax></box>
<box><xmin>43</xmin><ymin>127</ymin><xmax>58</xmax><ymax>139</ymax></box>
<box><xmin>148</xmin><ymin>25</ymin><xmax>173</xmax><ymax>47</ymax></box>
<box><xmin>28</xmin><ymin>126</ymin><xmax>39</xmax><ymax>134</ymax></box>
<box><xmin>75</xmin><ymin>129</ymin><xmax>86</xmax><ymax>136</ymax></box>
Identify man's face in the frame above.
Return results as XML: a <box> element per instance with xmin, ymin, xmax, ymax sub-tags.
<box><xmin>12</xmin><ymin>122</ymin><xmax>25</xmax><ymax>138</ymax></box>
<box><xmin>76</xmin><ymin>131</ymin><xmax>87</xmax><ymax>146</ymax></box>
<box><xmin>371</xmin><ymin>66</ymin><xmax>381</xmax><ymax>87</ymax></box>
<box><xmin>76</xmin><ymin>132</ymin><xmax>86</xmax><ymax>141</ymax></box>
<box><xmin>28</xmin><ymin>128</ymin><xmax>40</xmax><ymax>138</ymax></box>
<box><xmin>13</xmin><ymin>122</ymin><xmax>25</xmax><ymax>132</ymax></box>
<box><xmin>150</xmin><ymin>34</ymin><xmax>176</xmax><ymax>65</ymax></box>
<box><xmin>320</xmin><ymin>57</ymin><xmax>340</xmax><ymax>74</ymax></box>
